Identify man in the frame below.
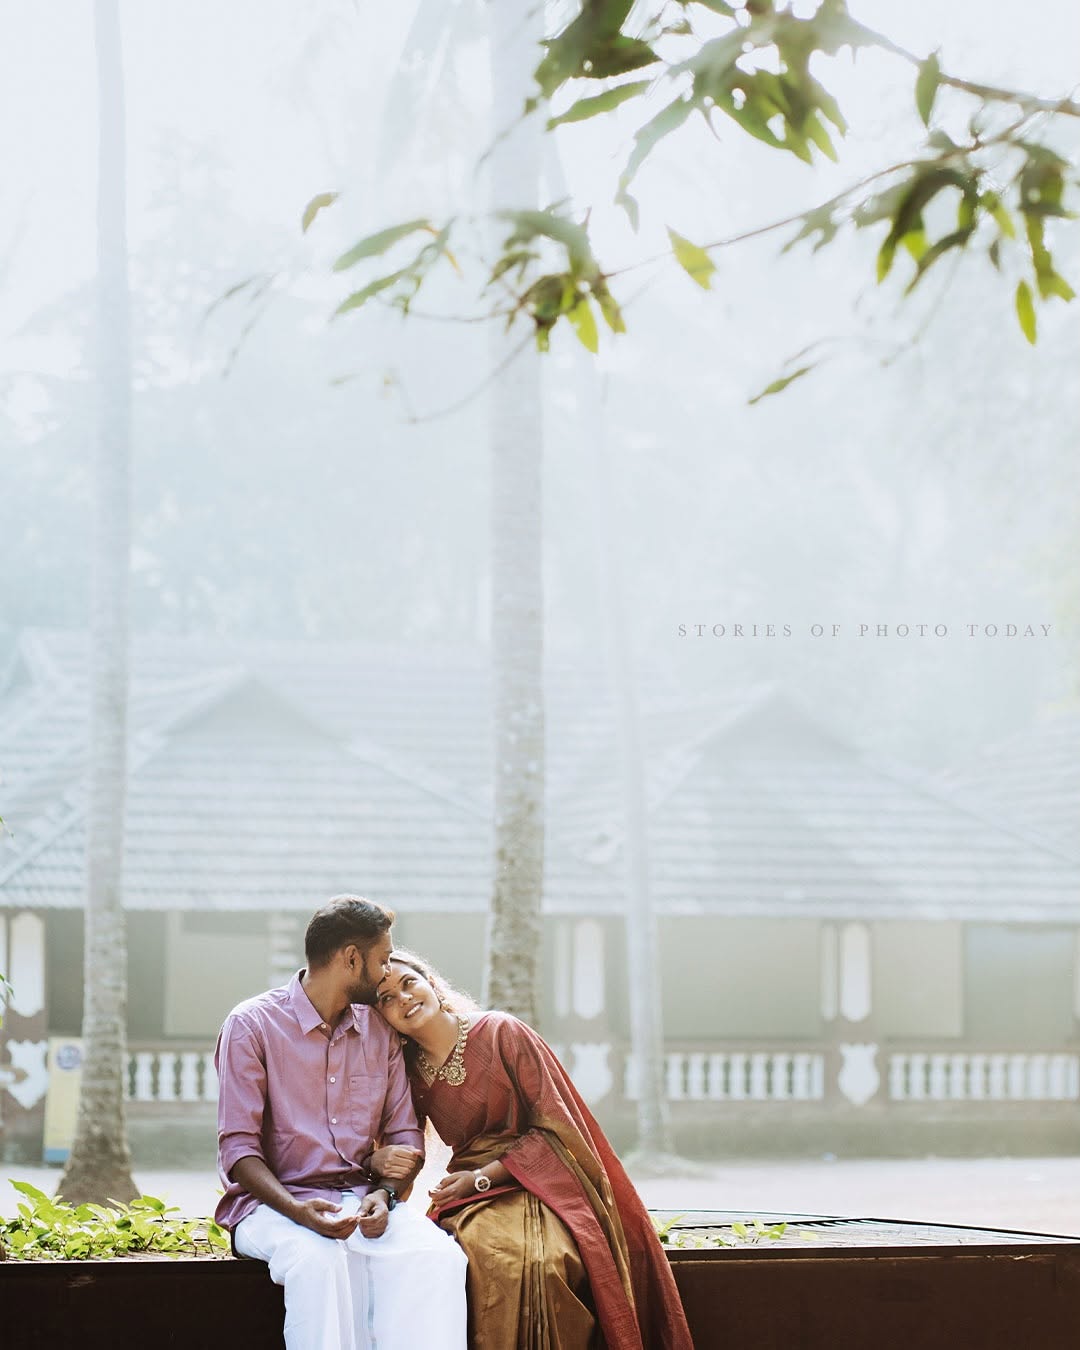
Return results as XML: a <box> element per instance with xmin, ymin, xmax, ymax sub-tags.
<box><xmin>215</xmin><ymin>894</ymin><xmax>467</xmax><ymax>1350</ymax></box>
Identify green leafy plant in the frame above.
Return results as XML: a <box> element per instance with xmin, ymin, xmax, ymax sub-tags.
<box><xmin>653</xmin><ymin>1212</ymin><xmax>820</xmax><ymax>1248</ymax></box>
<box><xmin>1</xmin><ymin>1181</ymin><xmax>229</xmax><ymax>1261</ymax></box>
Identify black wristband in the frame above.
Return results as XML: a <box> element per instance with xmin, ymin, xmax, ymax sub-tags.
<box><xmin>371</xmin><ymin>1182</ymin><xmax>398</xmax><ymax>1211</ymax></box>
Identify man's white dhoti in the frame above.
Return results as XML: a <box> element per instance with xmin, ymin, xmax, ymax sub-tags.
<box><xmin>235</xmin><ymin>1193</ymin><xmax>468</xmax><ymax>1350</ymax></box>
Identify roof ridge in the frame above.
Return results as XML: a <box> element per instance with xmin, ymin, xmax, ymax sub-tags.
<box><xmin>345</xmin><ymin>737</ymin><xmax>489</xmax><ymax>821</ymax></box>
<box><xmin>857</xmin><ymin>748</ymin><xmax>1080</xmax><ymax>870</ymax></box>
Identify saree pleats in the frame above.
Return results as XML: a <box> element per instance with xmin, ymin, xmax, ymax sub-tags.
<box><xmin>439</xmin><ymin>1189</ymin><xmax>598</xmax><ymax>1350</ymax></box>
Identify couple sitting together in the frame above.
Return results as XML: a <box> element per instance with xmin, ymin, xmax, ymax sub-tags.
<box><xmin>215</xmin><ymin>894</ymin><xmax>693</xmax><ymax>1350</ymax></box>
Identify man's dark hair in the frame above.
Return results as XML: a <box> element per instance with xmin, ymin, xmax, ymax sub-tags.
<box><xmin>305</xmin><ymin>895</ymin><xmax>395</xmax><ymax>969</ymax></box>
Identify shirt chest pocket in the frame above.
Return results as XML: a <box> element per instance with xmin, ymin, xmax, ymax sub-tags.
<box><xmin>348</xmin><ymin>1074</ymin><xmax>386</xmax><ymax>1135</ymax></box>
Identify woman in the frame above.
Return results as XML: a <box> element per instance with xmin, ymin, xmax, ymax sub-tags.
<box><xmin>375</xmin><ymin>951</ymin><xmax>694</xmax><ymax>1350</ymax></box>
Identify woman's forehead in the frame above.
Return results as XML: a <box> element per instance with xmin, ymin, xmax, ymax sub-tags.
<box><xmin>378</xmin><ymin>961</ymin><xmax>415</xmax><ymax>992</ymax></box>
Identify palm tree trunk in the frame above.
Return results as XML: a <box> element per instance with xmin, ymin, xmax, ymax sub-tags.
<box><xmin>59</xmin><ymin>0</ymin><xmax>137</xmax><ymax>1206</ymax></box>
<box><xmin>588</xmin><ymin>374</ymin><xmax>674</xmax><ymax>1157</ymax></box>
<box><xmin>483</xmin><ymin>0</ymin><xmax>545</xmax><ymax>1024</ymax></box>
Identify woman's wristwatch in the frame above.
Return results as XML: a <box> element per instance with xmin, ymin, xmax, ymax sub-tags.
<box><xmin>473</xmin><ymin>1170</ymin><xmax>492</xmax><ymax>1192</ymax></box>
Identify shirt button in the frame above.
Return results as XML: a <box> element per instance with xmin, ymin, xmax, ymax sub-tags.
<box><xmin>329</xmin><ymin>1076</ymin><xmax>336</xmax><ymax>1083</ymax></box>
<box><xmin>320</xmin><ymin>1023</ymin><xmax>328</xmax><ymax>1030</ymax></box>
<box><xmin>331</xmin><ymin>1117</ymin><xmax>337</xmax><ymax>1124</ymax></box>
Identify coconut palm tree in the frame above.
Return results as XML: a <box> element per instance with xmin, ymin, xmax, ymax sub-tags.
<box><xmin>59</xmin><ymin>0</ymin><xmax>138</xmax><ymax>1207</ymax></box>
<box><xmin>483</xmin><ymin>0</ymin><xmax>545</xmax><ymax>1023</ymax></box>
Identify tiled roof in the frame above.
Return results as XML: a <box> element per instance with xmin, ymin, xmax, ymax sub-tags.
<box><xmin>2</xmin><ymin>631</ymin><xmax>1077</xmax><ymax>921</ymax></box>
<box><xmin>933</xmin><ymin>709</ymin><xmax>1080</xmax><ymax>858</ymax></box>
<box><xmin>570</xmin><ymin>695</ymin><xmax>1080</xmax><ymax>922</ymax></box>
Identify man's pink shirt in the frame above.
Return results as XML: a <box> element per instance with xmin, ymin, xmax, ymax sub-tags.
<box><xmin>214</xmin><ymin>971</ymin><xmax>424</xmax><ymax>1230</ymax></box>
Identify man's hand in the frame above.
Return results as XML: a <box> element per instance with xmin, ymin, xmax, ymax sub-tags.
<box><xmin>289</xmin><ymin>1197</ymin><xmax>361</xmax><ymax>1240</ymax></box>
<box><xmin>429</xmin><ymin>1171</ymin><xmax>483</xmax><ymax>1207</ymax></box>
<box><xmin>368</xmin><ymin>1144</ymin><xmax>422</xmax><ymax>1182</ymax></box>
<box><xmin>357</xmin><ymin>1191</ymin><xmax>390</xmax><ymax>1239</ymax></box>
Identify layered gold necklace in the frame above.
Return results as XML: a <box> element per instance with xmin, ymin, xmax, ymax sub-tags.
<box><xmin>416</xmin><ymin>1013</ymin><xmax>470</xmax><ymax>1087</ymax></box>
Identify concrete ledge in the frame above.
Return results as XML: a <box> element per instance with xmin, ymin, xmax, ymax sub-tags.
<box><xmin>5</xmin><ymin>1219</ymin><xmax>1080</xmax><ymax>1350</ymax></box>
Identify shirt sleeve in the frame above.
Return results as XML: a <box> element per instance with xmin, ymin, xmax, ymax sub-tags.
<box><xmin>215</xmin><ymin>1013</ymin><xmax>269</xmax><ymax>1179</ymax></box>
<box><xmin>377</xmin><ymin>1029</ymin><xmax>425</xmax><ymax>1154</ymax></box>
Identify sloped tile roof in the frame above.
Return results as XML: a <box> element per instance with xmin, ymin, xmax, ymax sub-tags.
<box><xmin>569</xmin><ymin>694</ymin><xmax>1080</xmax><ymax>922</ymax></box>
<box><xmin>933</xmin><ymin>708</ymin><xmax>1080</xmax><ymax>857</ymax></box>
<box><xmin>2</xmin><ymin>630</ymin><xmax>1077</xmax><ymax>921</ymax></box>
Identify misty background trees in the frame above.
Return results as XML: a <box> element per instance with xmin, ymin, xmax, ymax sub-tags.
<box><xmin>3</xmin><ymin>3</ymin><xmax>1073</xmax><ymax>766</ymax></box>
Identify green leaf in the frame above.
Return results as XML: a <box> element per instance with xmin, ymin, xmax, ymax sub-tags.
<box><xmin>333</xmin><ymin>271</ymin><xmax>406</xmax><ymax>317</ymax></box>
<box><xmin>332</xmin><ymin>220</ymin><xmax>433</xmax><ymax>272</ymax></box>
<box><xmin>804</xmin><ymin>113</ymin><xmax>838</xmax><ymax>163</ymax></box>
<box><xmin>301</xmin><ymin>191</ymin><xmax>339</xmax><ymax>234</ymax></box>
<box><xmin>980</xmin><ymin>191</ymin><xmax>1016</xmax><ymax>239</ymax></box>
<box><xmin>749</xmin><ymin>364</ymin><xmax>815</xmax><ymax>404</ymax></box>
<box><xmin>904</xmin><ymin>226</ymin><xmax>974</xmax><ymax>293</ymax></box>
<box><xmin>581</xmin><ymin>34</ymin><xmax>660</xmax><ymax>81</ymax></box>
<box><xmin>926</xmin><ymin>129</ymin><xmax>957</xmax><ymax>153</ymax></box>
<box><xmin>1015</xmin><ymin>279</ymin><xmax>1037</xmax><ymax>344</ymax></box>
<box><xmin>488</xmin><ymin>250</ymin><xmax>540</xmax><ymax>288</ymax></box>
<box><xmin>547</xmin><ymin>80</ymin><xmax>650</xmax><ymax>129</ymax></box>
<box><xmin>901</xmin><ymin>221</ymin><xmax>928</xmax><ymax>262</ymax></box>
<box><xmin>535</xmin><ymin>14</ymin><xmax>658</xmax><ymax>100</ymax></box>
<box><xmin>567</xmin><ymin>297</ymin><xmax>600</xmax><ymax>352</ymax></box>
<box><xmin>524</xmin><ymin>273</ymin><xmax>575</xmax><ymax>320</ymax></box>
<box><xmin>616</xmin><ymin>187</ymin><xmax>641</xmax><ymax>231</ymax></box>
<box><xmin>594</xmin><ymin>281</ymin><xmax>627</xmax><ymax>333</ymax></box>
<box><xmin>619</xmin><ymin>98</ymin><xmax>694</xmax><ymax>201</ymax></box>
<box><xmin>915</xmin><ymin>51</ymin><xmax>940</xmax><ymax>127</ymax></box>
<box><xmin>11</xmin><ymin>1181</ymin><xmax>49</xmax><ymax>1203</ymax></box>
<box><xmin>714</xmin><ymin>84</ymin><xmax>784</xmax><ymax>151</ymax></box>
<box><xmin>876</xmin><ymin>237</ymin><xmax>898</xmax><ymax>284</ymax></box>
<box><xmin>500</xmin><ymin>209</ymin><xmax>596</xmax><ymax>275</ymax></box>
<box><xmin>876</xmin><ymin>166</ymin><xmax>977</xmax><ymax>283</ymax></box>
<box><xmin>1038</xmin><ymin>268</ymin><xmax>1076</xmax><ymax>303</ymax></box>
<box><xmin>668</xmin><ymin>228</ymin><xmax>716</xmax><ymax>290</ymax></box>
<box><xmin>783</xmin><ymin>204</ymin><xmax>839</xmax><ymax>255</ymax></box>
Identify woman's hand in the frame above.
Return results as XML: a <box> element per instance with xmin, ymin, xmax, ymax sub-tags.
<box><xmin>428</xmin><ymin>1171</ymin><xmax>485</xmax><ymax>1206</ymax></box>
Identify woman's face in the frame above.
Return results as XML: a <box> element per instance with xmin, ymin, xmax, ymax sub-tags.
<box><xmin>376</xmin><ymin>961</ymin><xmax>442</xmax><ymax>1036</ymax></box>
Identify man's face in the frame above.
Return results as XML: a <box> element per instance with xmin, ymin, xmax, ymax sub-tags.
<box><xmin>346</xmin><ymin>930</ymin><xmax>394</xmax><ymax>1005</ymax></box>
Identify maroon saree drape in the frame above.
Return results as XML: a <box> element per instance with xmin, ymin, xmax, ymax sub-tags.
<box><xmin>414</xmin><ymin>1011</ymin><xmax>694</xmax><ymax>1350</ymax></box>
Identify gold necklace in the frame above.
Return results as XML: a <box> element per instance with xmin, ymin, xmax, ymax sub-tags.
<box><xmin>416</xmin><ymin>1014</ymin><xmax>470</xmax><ymax>1087</ymax></box>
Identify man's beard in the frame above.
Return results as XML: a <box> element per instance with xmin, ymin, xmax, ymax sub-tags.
<box><xmin>347</xmin><ymin>970</ymin><xmax>379</xmax><ymax>1005</ymax></box>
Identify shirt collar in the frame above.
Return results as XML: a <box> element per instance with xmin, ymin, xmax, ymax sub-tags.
<box><xmin>288</xmin><ymin>971</ymin><xmax>366</xmax><ymax>1037</ymax></box>
<box><xmin>288</xmin><ymin>970</ymin><xmax>330</xmax><ymax>1035</ymax></box>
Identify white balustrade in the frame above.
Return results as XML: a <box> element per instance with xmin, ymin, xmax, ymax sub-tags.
<box><xmin>625</xmin><ymin>1047</ymin><xmax>826</xmax><ymax>1103</ymax></box>
<box><xmin>888</xmin><ymin>1049</ymin><xmax>1080</xmax><ymax>1103</ymax></box>
<box><xmin>157</xmin><ymin>1052</ymin><xmax>178</xmax><ymax>1102</ymax></box>
<box><xmin>179</xmin><ymin>1052</ymin><xmax>201</xmax><ymax>1102</ymax></box>
<box><xmin>125</xmin><ymin>1047</ymin><xmax>218</xmax><ymax>1103</ymax></box>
